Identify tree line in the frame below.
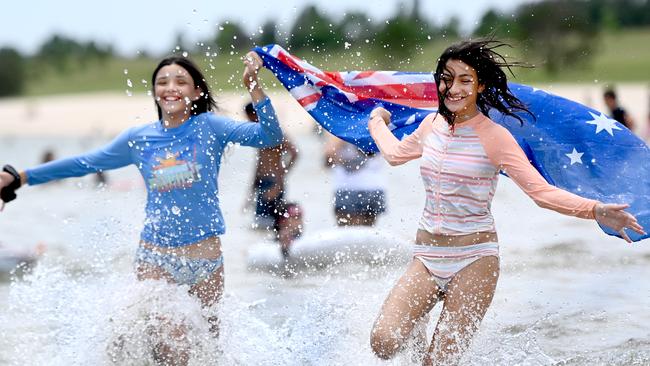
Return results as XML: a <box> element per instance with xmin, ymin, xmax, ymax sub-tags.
<box><xmin>1</xmin><ymin>0</ymin><xmax>649</xmax><ymax>97</ymax></box>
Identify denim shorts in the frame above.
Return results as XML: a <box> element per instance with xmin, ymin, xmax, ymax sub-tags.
<box><xmin>135</xmin><ymin>245</ymin><xmax>223</xmax><ymax>286</ymax></box>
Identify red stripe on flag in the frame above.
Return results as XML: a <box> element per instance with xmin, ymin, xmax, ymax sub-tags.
<box><xmin>277</xmin><ymin>52</ymin><xmax>305</xmax><ymax>74</ymax></box>
<box><xmin>297</xmin><ymin>93</ymin><xmax>321</xmax><ymax>107</ymax></box>
<box><xmin>351</xmin><ymin>71</ymin><xmax>376</xmax><ymax>80</ymax></box>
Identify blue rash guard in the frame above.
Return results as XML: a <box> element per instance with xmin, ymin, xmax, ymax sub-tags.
<box><xmin>26</xmin><ymin>97</ymin><xmax>283</xmax><ymax>247</ymax></box>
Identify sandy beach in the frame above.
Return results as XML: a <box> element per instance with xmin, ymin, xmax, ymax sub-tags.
<box><xmin>1</xmin><ymin>83</ymin><xmax>648</xmax><ymax>139</ymax></box>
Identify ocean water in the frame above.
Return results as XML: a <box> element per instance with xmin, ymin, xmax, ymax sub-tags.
<box><xmin>1</xmin><ymin>133</ymin><xmax>649</xmax><ymax>365</ymax></box>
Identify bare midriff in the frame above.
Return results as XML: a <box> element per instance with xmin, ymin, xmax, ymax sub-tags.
<box><xmin>140</xmin><ymin>236</ymin><xmax>222</xmax><ymax>259</ymax></box>
<box><xmin>415</xmin><ymin>229</ymin><xmax>498</xmax><ymax>247</ymax></box>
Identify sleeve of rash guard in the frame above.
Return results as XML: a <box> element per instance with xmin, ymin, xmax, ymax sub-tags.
<box><xmin>219</xmin><ymin>97</ymin><xmax>283</xmax><ymax>148</ymax></box>
<box><xmin>368</xmin><ymin>112</ymin><xmax>434</xmax><ymax>166</ymax></box>
<box><xmin>25</xmin><ymin>128</ymin><xmax>134</xmax><ymax>186</ymax></box>
<box><xmin>479</xmin><ymin>122</ymin><xmax>598</xmax><ymax>219</ymax></box>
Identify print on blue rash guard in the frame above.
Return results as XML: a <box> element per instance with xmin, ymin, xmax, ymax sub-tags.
<box><xmin>25</xmin><ymin>98</ymin><xmax>283</xmax><ymax>247</ymax></box>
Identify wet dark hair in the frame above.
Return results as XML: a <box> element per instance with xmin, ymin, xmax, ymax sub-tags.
<box><xmin>151</xmin><ymin>56</ymin><xmax>217</xmax><ymax>120</ymax></box>
<box><xmin>435</xmin><ymin>39</ymin><xmax>533</xmax><ymax>127</ymax></box>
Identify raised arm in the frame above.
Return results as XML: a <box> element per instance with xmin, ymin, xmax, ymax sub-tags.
<box><xmin>218</xmin><ymin>51</ymin><xmax>283</xmax><ymax>147</ymax></box>
<box><xmin>217</xmin><ymin>97</ymin><xmax>283</xmax><ymax>148</ymax></box>
<box><xmin>368</xmin><ymin>107</ymin><xmax>434</xmax><ymax>166</ymax></box>
<box><xmin>479</xmin><ymin>122</ymin><xmax>644</xmax><ymax>241</ymax></box>
<box><xmin>480</xmin><ymin>123</ymin><xmax>598</xmax><ymax>218</ymax></box>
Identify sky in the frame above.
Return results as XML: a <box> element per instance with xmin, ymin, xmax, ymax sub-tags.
<box><xmin>1</xmin><ymin>0</ymin><xmax>529</xmax><ymax>56</ymax></box>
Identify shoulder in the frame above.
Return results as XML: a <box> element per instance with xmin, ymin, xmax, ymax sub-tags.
<box><xmin>419</xmin><ymin>112</ymin><xmax>443</xmax><ymax>133</ymax></box>
<box><xmin>129</xmin><ymin>121</ymin><xmax>157</xmax><ymax>135</ymax></box>
<box><xmin>473</xmin><ymin>117</ymin><xmax>523</xmax><ymax>163</ymax></box>
<box><xmin>474</xmin><ymin>116</ymin><xmax>514</xmax><ymax>140</ymax></box>
<box><xmin>198</xmin><ymin>112</ymin><xmax>235</xmax><ymax>131</ymax></box>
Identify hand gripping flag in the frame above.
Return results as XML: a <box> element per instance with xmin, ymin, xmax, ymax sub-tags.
<box><xmin>254</xmin><ymin>44</ymin><xmax>649</xmax><ymax>242</ymax></box>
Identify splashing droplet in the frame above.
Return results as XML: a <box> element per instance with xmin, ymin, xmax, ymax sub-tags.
<box><xmin>171</xmin><ymin>206</ymin><xmax>181</xmax><ymax>216</ymax></box>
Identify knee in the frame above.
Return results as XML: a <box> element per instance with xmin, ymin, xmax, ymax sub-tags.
<box><xmin>370</xmin><ymin>328</ymin><xmax>401</xmax><ymax>360</ymax></box>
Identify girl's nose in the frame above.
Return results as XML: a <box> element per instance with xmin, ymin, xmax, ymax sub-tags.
<box><xmin>446</xmin><ymin>83</ymin><xmax>458</xmax><ymax>96</ymax></box>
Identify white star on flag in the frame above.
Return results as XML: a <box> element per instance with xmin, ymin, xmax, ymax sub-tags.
<box><xmin>585</xmin><ymin>112</ymin><xmax>622</xmax><ymax>136</ymax></box>
<box><xmin>404</xmin><ymin>114</ymin><xmax>417</xmax><ymax>126</ymax></box>
<box><xmin>565</xmin><ymin>148</ymin><xmax>584</xmax><ymax>165</ymax></box>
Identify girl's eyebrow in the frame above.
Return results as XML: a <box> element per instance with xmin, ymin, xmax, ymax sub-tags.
<box><xmin>442</xmin><ymin>72</ymin><xmax>473</xmax><ymax>79</ymax></box>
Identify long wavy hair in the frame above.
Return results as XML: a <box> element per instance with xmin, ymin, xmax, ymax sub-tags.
<box><xmin>151</xmin><ymin>56</ymin><xmax>217</xmax><ymax>120</ymax></box>
<box><xmin>434</xmin><ymin>39</ymin><xmax>533</xmax><ymax>127</ymax></box>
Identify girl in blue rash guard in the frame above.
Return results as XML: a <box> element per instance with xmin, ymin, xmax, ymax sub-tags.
<box><xmin>0</xmin><ymin>52</ymin><xmax>282</xmax><ymax>324</ymax></box>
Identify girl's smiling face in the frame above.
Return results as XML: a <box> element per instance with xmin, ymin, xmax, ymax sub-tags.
<box><xmin>438</xmin><ymin>59</ymin><xmax>485</xmax><ymax>121</ymax></box>
<box><xmin>154</xmin><ymin>64</ymin><xmax>201</xmax><ymax>123</ymax></box>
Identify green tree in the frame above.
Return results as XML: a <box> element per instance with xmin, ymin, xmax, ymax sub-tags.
<box><xmin>35</xmin><ymin>34</ymin><xmax>113</xmax><ymax>71</ymax></box>
<box><xmin>215</xmin><ymin>21</ymin><xmax>249</xmax><ymax>53</ymax></box>
<box><xmin>375</xmin><ymin>12</ymin><xmax>420</xmax><ymax>67</ymax></box>
<box><xmin>440</xmin><ymin>16</ymin><xmax>460</xmax><ymax>38</ymax></box>
<box><xmin>256</xmin><ymin>20</ymin><xmax>278</xmax><ymax>46</ymax></box>
<box><xmin>36</xmin><ymin>34</ymin><xmax>84</xmax><ymax>71</ymax></box>
<box><xmin>0</xmin><ymin>47</ymin><xmax>25</xmax><ymax>97</ymax></box>
<box><xmin>513</xmin><ymin>0</ymin><xmax>600</xmax><ymax>74</ymax></box>
<box><xmin>337</xmin><ymin>11</ymin><xmax>375</xmax><ymax>44</ymax></box>
<box><xmin>473</xmin><ymin>9</ymin><xmax>519</xmax><ymax>38</ymax></box>
<box><xmin>614</xmin><ymin>0</ymin><xmax>650</xmax><ymax>27</ymax></box>
<box><xmin>289</xmin><ymin>5</ymin><xmax>343</xmax><ymax>51</ymax></box>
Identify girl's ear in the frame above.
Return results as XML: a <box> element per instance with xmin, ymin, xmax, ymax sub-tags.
<box><xmin>478</xmin><ymin>83</ymin><xmax>486</xmax><ymax>94</ymax></box>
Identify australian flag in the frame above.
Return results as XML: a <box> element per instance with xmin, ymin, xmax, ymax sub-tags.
<box><xmin>254</xmin><ymin>44</ymin><xmax>649</xmax><ymax>242</ymax></box>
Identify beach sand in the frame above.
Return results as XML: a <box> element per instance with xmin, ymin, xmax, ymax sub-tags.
<box><xmin>1</xmin><ymin>83</ymin><xmax>648</xmax><ymax>138</ymax></box>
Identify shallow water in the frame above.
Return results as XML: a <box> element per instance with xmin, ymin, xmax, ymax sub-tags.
<box><xmin>1</xmin><ymin>133</ymin><xmax>649</xmax><ymax>365</ymax></box>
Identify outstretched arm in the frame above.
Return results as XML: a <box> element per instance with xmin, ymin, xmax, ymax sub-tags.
<box><xmin>368</xmin><ymin>107</ymin><xmax>433</xmax><ymax>166</ymax></box>
<box><xmin>0</xmin><ymin>128</ymin><xmax>134</xmax><ymax>210</ymax></box>
<box><xmin>594</xmin><ymin>203</ymin><xmax>645</xmax><ymax>243</ymax></box>
<box><xmin>480</xmin><ymin>123</ymin><xmax>644</xmax><ymax>242</ymax></box>
<box><xmin>0</xmin><ymin>168</ymin><xmax>25</xmax><ymax>211</ymax></box>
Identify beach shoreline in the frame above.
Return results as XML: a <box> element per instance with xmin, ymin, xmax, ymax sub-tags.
<box><xmin>1</xmin><ymin>83</ymin><xmax>648</xmax><ymax>138</ymax></box>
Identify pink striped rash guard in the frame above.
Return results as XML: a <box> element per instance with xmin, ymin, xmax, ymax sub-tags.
<box><xmin>369</xmin><ymin>112</ymin><xmax>598</xmax><ymax>235</ymax></box>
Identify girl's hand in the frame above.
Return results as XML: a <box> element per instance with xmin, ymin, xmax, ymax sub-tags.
<box><xmin>370</xmin><ymin>107</ymin><xmax>391</xmax><ymax>126</ymax></box>
<box><xmin>242</xmin><ymin>51</ymin><xmax>263</xmax><ymax>92</ymax></box>
<box><xmin>594</xmin><ymin>203</ymin><xmax>646</xmax><ymax>243</ymax></box>
<box><xmin>0</xmin><ymin>171</ymin><xmax>16</xmax><ymax>211</ymax></box>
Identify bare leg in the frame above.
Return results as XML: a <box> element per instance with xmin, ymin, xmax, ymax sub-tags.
<box><xmin>135</xmin><ymin>264</ymin><xmax>190</xmax><ymax>366</ymax></box>
<box><xmin>189</xmin><ymin>266</ymin><xmax>225</xmax><ymax>335</ymax></box>
<box><xmin>151</xmin><ymin>321</ymin><xmax>190</xmax><ymax>366</ymax></box>
<box><xmin>370</xmin><ymin>259</ymin><xmax>440</xmax><ymax>359</ymax></box>
<box><xmin>425</xmin><ymin>256</ymin><xmax>499</xmax><ymax>366</ymax></box>
<box><xmin>136</xmin><ymin>263</ymin><xmax>174</xmax><ymax>282</ymax></box>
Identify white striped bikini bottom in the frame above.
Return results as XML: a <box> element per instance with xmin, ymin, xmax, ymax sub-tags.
<box><xmin>413</xmin><ymin>242</ymin><xmax>499</xmax><ymax>292</ymax></box>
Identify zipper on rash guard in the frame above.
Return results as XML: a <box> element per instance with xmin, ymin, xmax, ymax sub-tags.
<box><xmin>437</xmin><ymin>131</ymin><xmax>450</xmax><ymax>233</ymax></box>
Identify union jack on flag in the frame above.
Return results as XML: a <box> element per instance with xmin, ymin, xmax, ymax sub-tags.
<box><xmin>255</xmin><ymin>44</ymin><xmax>650</xmax><ymax>242</ymax></box>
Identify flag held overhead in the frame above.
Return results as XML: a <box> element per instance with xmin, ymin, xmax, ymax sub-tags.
<box><xmin>255</xmin><ymin>44</ymin><xmax>649</xmax><ymax>242</ymax></box>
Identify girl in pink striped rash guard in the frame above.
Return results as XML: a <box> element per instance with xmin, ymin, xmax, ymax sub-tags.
<box><xmin>367</xmin><ymin>40</ymin><xmax>645</xmax><ymax>366</ymax></box>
